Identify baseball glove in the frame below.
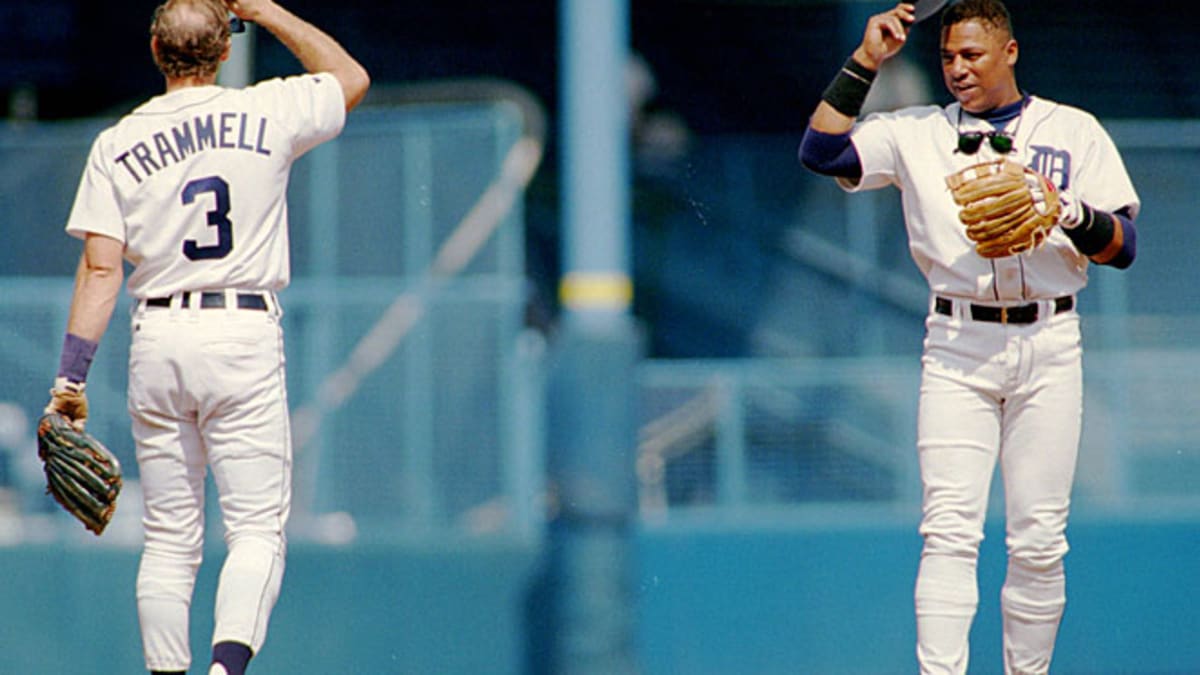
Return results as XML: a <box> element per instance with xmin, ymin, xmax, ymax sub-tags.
<box><xmin>37</xmin><ymin>411</ymin><xmax>122</xmax><ymax>535</ymax></box>
<box><xmin>945</xmin><ymin>159</ymin><xmax>1061</xmax><ymax>258</ymax></box>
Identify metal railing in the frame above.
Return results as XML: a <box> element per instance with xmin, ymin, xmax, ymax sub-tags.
<box><xmin>634</xmin><ymin>119</ymin><xmax>1200</xmax><ymax>518</ymax></box>
<box><xmin>3</xmin><ymin>106</ymin><xmax>1199</xmax><ymax>545</ymax></box>
<box><xmin>0</xmin><ymin>91</ymin><xmax>547</xmax><ymax>545</ymax></box>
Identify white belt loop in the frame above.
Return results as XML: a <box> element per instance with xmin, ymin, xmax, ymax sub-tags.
<box><xmin>265</xmin><ymin>291</ymin><xmax>280</xmax><ymax>317</ymax></box>
<box><xmin>141</xmin><ymin>289</ymin><xmax>276</xmax><ymax>313</ymax></box>
<box><xmin>931</xmin><ymin>295</ymin><xmax>967</xmax><ymax>321</ymax></box>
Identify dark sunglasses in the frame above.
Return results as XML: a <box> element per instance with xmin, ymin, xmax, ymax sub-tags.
<box><xmin>957</xmin><ymin>130</ymin><xmax>1015</xmax><ymax>155</ymax></box>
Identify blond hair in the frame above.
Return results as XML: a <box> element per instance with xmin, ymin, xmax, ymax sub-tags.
<box><xmin>150</xmin><ymin>0</ymin><xmax>230</xmax><ymax>79</ymax></box>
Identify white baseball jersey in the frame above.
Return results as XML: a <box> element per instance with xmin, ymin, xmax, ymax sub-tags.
<box><xmin>840</xmin><ymin>95</ymin><xmax>1140</xmax><ymax>302</ymax></box>
<box><xmin>64</xmin><ymin>73</ymin><xmax>346</xmax><ymax>298</ymax></box>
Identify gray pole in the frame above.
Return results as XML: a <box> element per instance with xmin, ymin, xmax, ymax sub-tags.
<box><xmin>218</xmin><ymin>22</ymin><xmax>255</xmax><ymax>89</ymax></box>
<box><xmin>546</xmin><ymin>0</ymin><xmax>641</xmax><ymax>673</ymax></box>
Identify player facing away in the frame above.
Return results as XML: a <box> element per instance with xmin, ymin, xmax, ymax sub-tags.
<box><xmin>43</xmin><ymin>1</ymin><xmax>368</xmax><ymax>673</ymax></box>
<box><xmin>798</xmin><ymin>1</ymin><xmax>1137</xmax><ymax>673</ymax></box>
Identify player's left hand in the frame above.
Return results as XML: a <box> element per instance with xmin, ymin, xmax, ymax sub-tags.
<box><xmin>44</xmin><ymin>377</ymin><xmax>88</xmax><ymax>431</ymax></box>
<box><xmin>1056</xmin><ymin>190</ymin><xmax>1085</xmax><ymax>229</ymax></box>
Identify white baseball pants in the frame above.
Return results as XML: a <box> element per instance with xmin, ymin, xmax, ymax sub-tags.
<box><xmin>914</xmin><ymin>302</ymin><xmax>1082</xmax><ymax>675</ymax></box>
<box><xmin>127</xmin><ymin>293</ymin><xmax>291</xmax><ymax>672</ymax></box>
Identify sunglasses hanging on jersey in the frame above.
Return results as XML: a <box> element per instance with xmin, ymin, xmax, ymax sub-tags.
<box><xmin>957</xmin><ymin>129</ymin><xmax>1014</xmax><ymax>154</ymax></box>
<box><xmin>954</xmin><ymin>99</ymin><xmax>1027</xmax><ymax>155</ymax></box>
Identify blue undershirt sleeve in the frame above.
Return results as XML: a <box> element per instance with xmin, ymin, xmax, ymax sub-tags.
<box><xmin>799</xmin><ymin>126</ymin><xmax>863</xmax><ymax>179</ymax></box>
<box><xmin>1108</xmin><ymin>209</ymin><xmax>1137</xmax><ymax>269</ymax></box>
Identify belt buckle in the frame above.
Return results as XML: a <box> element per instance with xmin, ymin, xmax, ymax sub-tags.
<box><xmin>999</xmin><ymin>306</ymin><xmax>1008</xmax><ymax>324</ymax></box>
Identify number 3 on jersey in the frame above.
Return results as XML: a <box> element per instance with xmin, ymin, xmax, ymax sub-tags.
<box><xmin>182</xmin><ymin>176</ymin><xmax>233</xmax><ymax>260</ymax></box>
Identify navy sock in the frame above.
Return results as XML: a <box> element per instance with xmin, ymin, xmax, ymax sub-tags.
<box><xmin>212</xmin><ymin>641</ymin><xmax>253</xmax><ymax>675</ymax></box>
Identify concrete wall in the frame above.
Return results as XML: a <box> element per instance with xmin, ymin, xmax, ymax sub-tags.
<box><xmin>3</xmin><ymin>510</ymin><xmax>1195</xmax><ymax>674</ymax></box>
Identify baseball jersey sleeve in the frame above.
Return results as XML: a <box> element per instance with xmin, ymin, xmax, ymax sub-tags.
<box><xmin>1072</xmin><ymin>115</ymin><xmax>1140</xmax><ymax>220</ymax></box>
<box><xmin>837</xmin><ymin>111</ymin><xmax>904</xmax><ymax>193</ymax></box>
<box><xmin>249</xmin><ymin>73</ymin><xmax>347</xmax><ymax>159</ymax></box>
<box><xmin>65</xmin><ymin>133</ymin><xmax>126</xmax><ymax>243</ymax></box>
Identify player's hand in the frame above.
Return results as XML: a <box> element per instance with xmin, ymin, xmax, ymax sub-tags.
<box><xmin>854</xmin><ymin>3</ymin><xmax>916</xmax><ymax>70</ymax></box>
<box><xmin>223</xmin><ymin>0</ymin><xmax>274</xmax><ymax>22</ymax></box>
<box><xmin>1057</xmin><ymin>189</ymin><xmax>1085</xmax><ymax>229</ymax></box>
<box><xmin>44</xmin><ymin>377</ymin><xmax>88</xmax><ymax>431</ymax></box>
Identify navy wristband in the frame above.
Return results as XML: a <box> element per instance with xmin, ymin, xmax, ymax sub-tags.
<box><xmin>821</xmin><ymin>57</ymin><xmax>877</xmax><ymax>118</ymax></box>
<box><xmin>1063</xmin><ymin>205</ymin><xmax>1137</xmax><ymax>269</ymax></box>
<box><xmin>58</xmin><ymin>333</ymin><xmax>98</xmax><ymax>384</ymax></box>
<box><xmin>1061</xmin><ymin>203</ymin><xmax>1115</xmax><ymax>254</ymax></box>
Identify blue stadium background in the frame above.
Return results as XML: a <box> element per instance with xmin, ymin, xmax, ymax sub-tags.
<box><xmin>0</xmin><ymin>1</ymin><xmax>1197</xmax><ymax>673</ymax></box>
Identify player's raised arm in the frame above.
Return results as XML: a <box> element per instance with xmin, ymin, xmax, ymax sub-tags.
<box><xmin>224</xmin><ymin>0</ymin><xmax>370</xmax><ymax>111</ymax></box>
<box><xmin>800</xmin><ymin>3</ymin><xmax>915</xmax><ymax>179</ymax></box>
<box><xmin>809</xmin><ymin>2</ymin><xmax>915</xmax><ymax>134</ymax></box>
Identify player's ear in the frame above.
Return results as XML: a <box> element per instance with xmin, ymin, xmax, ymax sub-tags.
<box><xmin>1004</xmin><ymin>38</ymin><xmax>1018</xmax><ymax>67</ymax></box>
<box><xmin>149</xmin><ymin>36</ymin><xmax>163</xmax><ymax>68</ymax></box>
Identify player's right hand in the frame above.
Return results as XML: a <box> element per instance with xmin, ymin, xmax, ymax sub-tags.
<box><xmin>223</xmin><ymin>0</ymin><xmax>273</xmax><ymax>22</ymax></box>
<box><xmin>854</xmin><ymin>3</ymin><xmax>916</xmax><ymax>70</ymax></box>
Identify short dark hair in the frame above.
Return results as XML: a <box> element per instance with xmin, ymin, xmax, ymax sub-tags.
<box><xmin>150</xmin><ymin>0</ymin><xmax>230</xmax><ymax>80</ymax></box>
<box><xmin>941</xmin><ymin>0</ymin><xmax>1014</xmax><ymax>39</ymax></box>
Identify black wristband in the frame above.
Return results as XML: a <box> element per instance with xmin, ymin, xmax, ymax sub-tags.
<box><xmin>1062</xmin><ymin>203</ymin><xmax>1116</xmax><ymax>256</ymax></box>
<box><xmin>821</xmin><ymin>57</ymin><xmax>877</xmax><ymax>118</ymax></box>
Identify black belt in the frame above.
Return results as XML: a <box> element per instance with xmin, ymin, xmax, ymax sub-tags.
<box><xmin>144</xmin><ymin>291</ymin><xmax>268</xmax><ymax>311</ymax></box>
<box><xmin>934</xmin><ymin>296</ymin><xmax>1073</xmax><ymax>325</ymax></box>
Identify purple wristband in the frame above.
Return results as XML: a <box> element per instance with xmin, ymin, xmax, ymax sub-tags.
<box><xmin>57</xmin><ymin>333</ymin><xmax>98</xmax><ymax>383</ymax></box>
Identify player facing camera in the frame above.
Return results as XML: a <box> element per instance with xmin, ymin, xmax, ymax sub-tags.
<box><xmin>799</xmin><ymin>0</ymin><xmax>1140</xmax><ymax>672</ymax></box>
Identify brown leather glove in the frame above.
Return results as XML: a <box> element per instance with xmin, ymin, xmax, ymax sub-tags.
<box><xmin>946</xmin><ymin>159</ymin><xmax>1061</xmax><ymax>258</ymax></box>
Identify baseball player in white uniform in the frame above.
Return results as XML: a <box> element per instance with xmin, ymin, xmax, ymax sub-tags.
<box><xmin>797</xmin><ymin>1</ymin><xmax>1138</xmax><ymax>673</ymax></box>
<box><xmin>43</xmin><ymin>1</ymin><xmax>368</xmax><ymax>673</ymax></box>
